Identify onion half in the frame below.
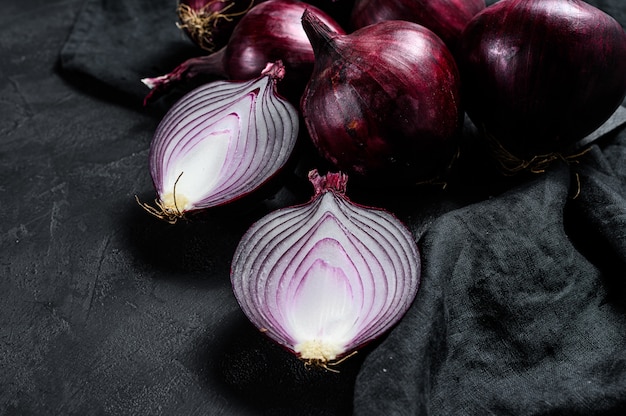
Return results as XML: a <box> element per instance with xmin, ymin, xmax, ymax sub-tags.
<box><xmin>230</xmin><ymin>170</ymin><xmax>421</xmax><ymax>368</ymax></box>
<box><xmin>143</xmin><ymin>0</ymin><xmax>345</xmax><ymax>105</ymax></box>
<box><xmin>141</xmin><ymin>61</ymin><xmax>298</xmax><ymax>222</ymax></box>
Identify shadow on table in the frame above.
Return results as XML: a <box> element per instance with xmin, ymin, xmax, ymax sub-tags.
<box><xmin>208</xmin><ymin>312</ymin><xmax>373</xmax><ymax>416</ymax></box>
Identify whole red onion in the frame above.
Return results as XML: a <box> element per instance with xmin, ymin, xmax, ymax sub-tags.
<box><xmin>300</xmin><ymin>10</ymin><xmax>463</xmax><ymax>185</ymax></box>
<box><xmin>177</xmin><ymin>0</ymin><xmax>264</xmax><ymax>52</ymax></box>
<box><xmin>144</xmin><ymin>0</ymin><xmax>345</xmax><ymax>104</ymax></box>
<box><xmin>350</xmin><ymin>0</ymin><xmax>486</xmax><ymax>51</ymax></box>
<box><xmin>458</xmin><ymin>0</ymin><xmax>626</xmax><ymax>169</ymax></box>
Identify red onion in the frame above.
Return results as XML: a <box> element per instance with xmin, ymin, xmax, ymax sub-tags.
<box><xmin>350</xmin><ymin>0</ymin><xmax>486</xmax><ymax>51</ymax></box>
<box><xmin>176</xmin><ymin>0</ymin><xmax>264</xmax><ymax>52</ymax></box>
<box><xmin>458</xmin><ymin>0</ymin><xmax>626</xmax><ymax>172</ymax></box>
<box><xmin>300</xmin><ymin>10</ymin><xmax>463</xmax><ymax>186</ymax></box>
<box><xmin>139</xmin><ymin>61</ymin><xmax>298</xmax><ymax>223</ymax></box>
<box><xmin>143</xmin><ymin>0</ymin><xmax>346</xmax><ymax>104</ymax></box>
<box><xmin>230</xmin><ymin>170</ymin><xmax>420</xmax><ymax>368</ymax></box>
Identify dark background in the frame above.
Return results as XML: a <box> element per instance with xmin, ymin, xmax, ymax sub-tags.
<box><xmin>2</xmin><ymin>0</ymin><xmax>626</xmax><ymax>415</ymax></box>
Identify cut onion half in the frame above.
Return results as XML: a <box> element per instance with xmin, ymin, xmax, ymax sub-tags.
<box><xmin>140</xmin><ymin>61</ymin><xmax>299</xmax><ymax>222</ymax></box>
<box><xmin>230</xmin><ymin>170</ymin><xmax>421</xmax><ymax>370</ymax></box>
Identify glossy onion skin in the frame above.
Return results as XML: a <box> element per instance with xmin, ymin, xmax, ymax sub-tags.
<box><xmin>350</xmin><ymin>0</ymin><xmax>486</xmax><ymax>51</ymax></box>
<box><xmin>458</xmin><ymin>0</ymin><xmax>626</xmax><ymax>158</ymax></box>
<box><xmin>306</xmin><ymin>0</ymin><xmax>356</xmax><ymax>28</ymax></box>
<box><xmin>223</xmin><ymin>0</ymin><xmax>345</xmax><ymax>99</ymax></box>
<box><xmin>143</xmin><ymin>0</ymin><xmax>345</xmax><ymax>105</ymax></box>
<box><xmin>301</xmin><ymin>13</ymin><xmax>463</xmax><ymax>184</ymax></box>
<box><xmin>230</xmin><ymin>171</ymin><xmax>420</xmax><ymax>363</ymax></box>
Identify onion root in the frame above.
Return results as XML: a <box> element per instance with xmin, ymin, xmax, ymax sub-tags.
<box><xmin>177</xmin><ymin>0</ymin><xmax>256</xmax><ymax>51</ymax></box>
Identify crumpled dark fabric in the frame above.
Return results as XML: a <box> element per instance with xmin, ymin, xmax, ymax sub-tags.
<box><xmin>58</xmin><ymin>0</ymin><xmax>626</xmax><ymax>415</ymax></box>
<box><xmin>354</xmin><ymin>151</ymin><xmax>626</xmax><ymax>415</ymax></box>
<box><xmin>60</xmin><ymin>0</ymin><xmax>198</xmax><ymax>105</ymax></box>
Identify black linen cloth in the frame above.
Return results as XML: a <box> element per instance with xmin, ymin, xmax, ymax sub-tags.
<box><xmin>1</xmin><ymin>0</ymin><xmax>625</xmax><ymax>415</ymax></box>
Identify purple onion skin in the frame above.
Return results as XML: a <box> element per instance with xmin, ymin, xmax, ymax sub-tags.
<box><xmin>301</xmin><ymin>11</ymin><xmax>463</xmax><ymax>185</ymax></box>
<box><xmin>350</xmin><ymin>0</ymin><xmax>486</xmax><ymax>52</ymax></box>
<box><xmin>145</xmin><ymin>0</ymin><xmax>346</xmax><ymax>105</ymax></box>
<box><xmin>458</xmin><ymin>0</ymin><xmax>626</xmax><ymax>158</ymax></box>
<box><xmin>223</xmin><ymin>0</ymin><xmax>346</xmax><ymax>101</ymax></box>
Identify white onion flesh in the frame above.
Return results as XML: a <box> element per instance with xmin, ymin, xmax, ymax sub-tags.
<box><xmin>230</xmin><ymin>170</ymin><xmax>421</xmax><ymax>366</ymax></box>
<box><xmin>145</xmin><ymin>62</ymin><xmax>298</xmax><ymax>222</ymax></box>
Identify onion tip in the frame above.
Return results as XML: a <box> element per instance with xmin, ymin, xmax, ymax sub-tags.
<box><xmin>308</xmin><ymin>169</ymin><xmax>348</xmax><ymax>197</ymax></box>
<box><xmin>260</xmin><ymin>60</ymin><xmax>286</xmax><ymax>83</ymax></box>
<box><xmin>301</xmin><ymin>8</ymin><xmax>336</xmax><ymax>52</ymax></box>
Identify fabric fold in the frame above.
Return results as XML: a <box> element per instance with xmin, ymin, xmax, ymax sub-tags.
<box><xmin>59</xmin><ymin>0</ymin><xmax>199</xmax><ymax>105</ymax></box>
<box><xmin>354</xmin><ymin>162</ymin><xmax>626</xmax><ymax>415</ymax></box>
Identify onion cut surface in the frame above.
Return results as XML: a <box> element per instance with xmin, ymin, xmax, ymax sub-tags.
<box><xmin>143</xmin><ymin>61</ymin><xmax>298</xmax><ymax>222</ymax></box>
<box><xmin>230</xmin><ymin>170</ymin><xmax>421</xmax><ymax>367</ymax></box>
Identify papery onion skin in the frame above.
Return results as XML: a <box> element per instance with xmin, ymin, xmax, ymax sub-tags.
<box><xmin>177</xmin><ymin>0</ymin><xmax>264</xmax><ymax>52</ymax></box>
<box><xmin>350</xmin><ymin>0</ymin><xmax>486</xmax><ymax>52</ymax></box>
<box><xmin>143</xmin><ymin>0</ymin><xmax>345</xmax><ymax>104</ymax></box>
<box><xmin>458</xmin><ymin>0</ymin><xmax>626</xmax><ymax>162</ymax></box>
<box><xmin>142</xmin><ymin>61</ymin><xmax>298</xmax><ymax>223</ymax></box>
<box><xmin>300</xmin><ymin>10</ymin><xmax>464</xmax><ymax>185</ymax></box>
<box><xmin>230</xmin><ymin>170</ymin><xmax>421</xmax><ymax>366</ymax></box>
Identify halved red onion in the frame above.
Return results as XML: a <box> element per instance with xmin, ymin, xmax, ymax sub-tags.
<box><xmin>230</xmin><ymin>170</ymin><xmax>421</xmax><ymax>367</ymax></box>
<box><xmin>141</xmin><ymin>61</ymin><xmax>298</xmax><ymax>222</ymax></box>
